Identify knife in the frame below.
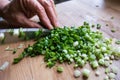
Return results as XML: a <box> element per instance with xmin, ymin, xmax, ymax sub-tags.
<box><xmin>0</xmin><ymin>28</ymin><xmax>51</xmax><ymax>40</ymax></box>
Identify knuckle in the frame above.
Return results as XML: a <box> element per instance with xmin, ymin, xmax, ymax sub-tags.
<box><xmin>50</xmin><ymin>0</ymin><xmax>54</xmax><ymax>4</ymax></box>
<box><xmin>44</xmin><ymin>0</ymin><xmax>52</xmax><ymax>7</ymax></box>
<box><xmin>38</xmin><ymin>6</ymin><xmax>45</xmax><ymax>12</ymax></box>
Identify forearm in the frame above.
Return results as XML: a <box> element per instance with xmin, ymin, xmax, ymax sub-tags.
<box><xmin>0</xmin><ymin>0</ymin><xmax>10</xmax><ymax>17</ymax></box>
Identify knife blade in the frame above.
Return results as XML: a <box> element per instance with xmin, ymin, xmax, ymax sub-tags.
<box><xmin>0</xmin><ymin>28</ymin><xmax>51</xmax><ymax>39</ymax></box>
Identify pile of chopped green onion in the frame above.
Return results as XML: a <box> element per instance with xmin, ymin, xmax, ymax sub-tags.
<box><xmin>13</xmin><ymin>22</ymin><xmax>120</xmax><ymax>69</ymax></box>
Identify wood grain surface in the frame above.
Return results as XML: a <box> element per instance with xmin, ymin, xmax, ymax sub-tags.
<box><xmin>0</xmin><ymin>0</ymin><xmax>120</xmax><ymax>80</ymax></box>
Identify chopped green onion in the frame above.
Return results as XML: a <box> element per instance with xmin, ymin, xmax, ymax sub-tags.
<box><xmin>98</xmin><ymin>59</ymin><xmax>105</xmax><ymax>65</ymax></box>
<box><xmin>57</xmin><ymin>66</ymin><xmax>63</xmax><ymax>73</ymax></box>
<box><xmin>104</xmin><ymin>61</ymin><xmax>110</xmax><ymax>67</ymax></box>
<box><xmin>95</xmin><ymin>70</ymin><xmax>100</xmax><ymax>76</ymax></box>
<box><xmin>78</xmin><ymin>60</ymin><xmax>85</xmax><ymax>67</ymax></box>
<box><xmin>0</xmin><ymin>61</ymin><xmax>9</xmax><ymax>71</ymax></box>
<box><xmin>105</xmin><ymin>68</ymin><xmax>110</xmax><ymax>74</ymax></box>
<box><xmin>104</xmin><ymin>56</ymin><xmax>110</xmax><ymax>61</ymax></box>
<box><xmin>111</xmin><ymin>16</ymin><xmax>114</xmax><ymax>19</ymax></box>
<box><xmin>13</xmin><ymin>49</ymin><xmax>17</xmax><ymax>54</ymax></box>
<box><xmin>5</xmin><ymin>46</ymin><xmax>13</xmax><ymax>51</ymax></box>
<box><xmin>82</xmin><ymin>69</ymin><xmax>90</xmax><ymax>78</ymax></box>
<box><xmin>109</xmin><ymin>60</ymin><xmax>113</xmax><ymax>64</ymax></box>
<box><xmin>101</xmin><ymin>47</ymin><xmax>107</xmax><ymax>52</ymax></box>
<box><xmin>74</xmin><ymin>64</ymin><xmax>79</xmax><ymax>68</ymax></box>
<box><xmin>104</xmin><ymin>76</ymin><xmax>109</xmax><ymax>80</ymax></box>
<box><xmin>91</xmin><ymin>24</ymin><xmax>95</xmax><ymax>28</ymax></box>
<box><xmin>13</xmin><ymin>30</ymin><xmax>19</xmax><ymax>37</ymax></box>
<box><xmin>91</xmin><ymin>60</ymin><xmax>99</xmax><ymax>69</ymax></box>
<box><xmin>47</xmin><ymin>61</ymin><xmax>55</xmax><ymax>68</ymax></box>
<box><xmin>97</xmin><ymin>24</ymin><xmax>101</xmax><ymax>29</ymax></box>
<box><xmin>112</xmin><ymin>47</ymin><xmax>120</xmax><ymax>58</ymax></box>
<box><xmin>108</xmin><ymin>73</ymin><xmax>116</xmax><ymax>79</ymax></box>
<box><xmin>9</xmin><ymin>29</ymin><xmax>14</xmax><ymax>35</ymax></box>
<box><xmin>84</xmin><ymin>21</ymin><xmax>89</xmax><ymax>25</ymax></box>
<box><xmin>0</xmin><ymin>33</ymin><xmax>5</xmax><ymax>43</ymax></box>
<box><xmin>111</xmin><ymin>66</ymin><xmax>118</xmax><ymax>74</ymax></box>
<box><xmin>12</xmin><ymin>23</ymin><xmax>119</xmax><ymax>71</ymax></box>
<box><xmin>115</xmin><ymin>40</ymin><xmax>120</xmax><ymax>44</ymax></box>
<box><xmin>13</xmin><ymin>53</ymin><xmax>25</xmax><ymax>64</ymax></box>
<box><xmin>89</xmin><ymin>54</ymin><xmax>96</xmax><ymax>61</ymax></box>
<box><xmin>74</xmin><ymin>69</ymin><xmax>81</xmax><ymax>78</ymax></box>
<box><xmin>111</xmin><ymin>29</ymin><xmax>115</xmax><ymax>33</ymax></box>
<box><xmin>110</xmin><ymin>55</ymin><xmax>114</xmax><ymax>60</ymax></box>
<box><xmin>17</xmin><ymin>44</ymin><xmax>24</xmax><ymax>49</ymax></box>
<box><xmin>73</xmin><ymin>41</ymin><xmax>79</xmax><ymax>47</ymax></box>
<box><xmin>106</xmin><ymin>24</ymin><xmax>108</xmax><ymax>26</ymax></box>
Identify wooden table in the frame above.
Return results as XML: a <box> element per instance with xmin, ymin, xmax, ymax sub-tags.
<box><xmin>0</xmin><ymin>0</ymin><xmax>120</xmax><ymax>80</ymax></box>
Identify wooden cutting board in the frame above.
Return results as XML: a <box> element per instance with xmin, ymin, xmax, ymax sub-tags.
<box><xmin>0</xmin><ymin>0</ymin><xmax>120</xmax><ymax>80</ymax></box>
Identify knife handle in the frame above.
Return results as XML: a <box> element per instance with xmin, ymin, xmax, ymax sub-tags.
<box><xmin>0</xmin><ymin>20</ymin><xmax>22</xmax><ymax>29</ymax></box>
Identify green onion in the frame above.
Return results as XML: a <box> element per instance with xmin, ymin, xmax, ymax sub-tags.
<box><xmin>13</xmin><ymin>30</ymin><xmax>19</xmax><ymax>37</ymax></box>
<box><xmin>73</xmin><ymin>41</ymin><xmax>79</xmax><ymax>47</ymax></box>
<box><xmin>105</xmin><ymin>68</ymin><xmax>110</xmax><ymax>74</ymax></box>
<box><xmin>47</xmin><ymin>61</ymin><xmax>55</xmax><ymax>68</ymax></box>
<box><xmin>78</xmin><ymin>60</ymin><xmax>85</xmax><ymax>67</ymax></box>
<box><xmin>82</xmin><ymin>69</ymin><xmax>90</xmax><ymax>78</ymax></box>
<box><xmin>0</xmin><ymin>33</ymin><xmax>5</xmax><ymax>43</ymax></box>
<box><xmin>57</xmin><ymin>66</ymin><xmax>64</xmax><ymax>73</ymax></box>
<box><xmin>104</xmin><ymin>61</ymin><xmax>110</xmax><ymax>67</ymax></box>
<box><xmin>115</xmin><ymin>40</ymin><xmax>120</xmax><ymax>44</ymax></box>
<box><xmin>74</xmin><ymin>64</ymin><xmax>79</xmax><ymax>68</ymax></box>
<box><xmin>12</xmin><ymin>22</ymin><xmax>119</xmax><ymax>70</ymax></box>
<box><xmin>84</xmin><ymin>21</ymin><xmax>89</xmax><ymax>25</ymax></box>
<box><xmin>111</xmin><ymin>16</ymin><xmax>114</xmax><ymax>19</ymax></box>
<box><xmin>112</xmin><ymin>47</ymin><xmax>120</xmax><ymax>58</ymax></box>
<box><xmin>109</xmin><ymin>60</ymin><xmax>113</xmax><ymax>64</ymax></box>
<box><xmin>13</xmin><ymin>53</ymin><xmax>25</xmax><ymax>64</ymax></box>
<box><xmin>111</xmin><ymin>66</ymin><xmax>118</xmax><ymax>74</ymax></box>
<box><xmin>91</xmin><ymin>24</ymin><xmax>95</xmax><ymax>28</ymax></box>
<box><xmin>13</xmin><ymin>49</ymin><xmax>17</xmax><ymax>54</ymax></box>
<box><xmin>95</xmin><ymin>70</ymin><xmax>100</xmax><ymax>76</ymax></box>
<box><xmin>74</xmin><ymin>69</ymin><xmax>81</xmax><ymax>78</ymax></box>
<box><xmin>101</xmin><ymin>47</ymin><xmax>107</xmax><ymax>52</ymax></box>
<box><xmin>108</xmin><ymin>73</ymin><xmax>116</xmax><ymax>79</ymax></box>
<box><xmin>91</xmin><ymin>60</ymin><xmax>99</xmax><ymax>69</ymax></box>
<box><xmin>97</xmin><ymin>24</ymin><xmax>101</xmax><ymax>29</ymax></box>
<box><xmin>89</xmin><ymin>54</ymin><xmax>96</xmax><ymax>61</ymax></box>
<box><xmin>19</xmin><ymin>28</ymin><xmax>26</xmax><ymax>39</ymax></box>
<box><xmin>104</xmin><ymin>76</ymin><xmax>109</xmax><ymax>80</ymax></box>
<box><xmin>9</xmin><ymin>29</ymin><xmax>14</xmax><ymax>35</ymax></box>
<box><xmin>111</xmin><ymin>29</ymin><xmax>115</xmax><ymax>32</ymax></box>
<box><xmin>106</xmin><ymin>24</ymin><xmax>108</xmax><ymax>26</ymax></box>
<box><xmin>98</xmin><ymin>59</ymin><xmax>105</xmax><ymax>65</ymax></box>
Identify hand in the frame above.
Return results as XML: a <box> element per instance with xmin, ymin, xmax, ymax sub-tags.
<box><xmin>2</xmin><ymin>0</ymin><xmax>59</xmax><ymax>29</ymax></box>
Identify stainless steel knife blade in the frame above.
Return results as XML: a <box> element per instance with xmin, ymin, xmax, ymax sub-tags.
<box><xmin>0</xmin><ymin>28</ymin><xmax>51</xmax><ymax>39</ymax></box>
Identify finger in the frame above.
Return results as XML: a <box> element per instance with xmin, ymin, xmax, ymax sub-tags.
<box><xmin>31</xmin><ymin>1</ymin><xmax>53</xmax><ymax>29</ymax></box>
<box><xmin>20</xmin><ymin>0</ymin><xmax>53</xmax><ymax>29</ymax></box>
<box><xmin>49</xmin><ymin>0</ymin><xmax>60</xmax><ymax>27</ymax></box>
<box><xmin>22</xmin><ymin>20</ymin><xmax>42</xmax><ymax>28</ymax></box>
<box><xmin>38</xmin><ymin>0</ymin><xmax>59</xmax><ymax>27</ymax></box>
<box><xmin>49</xmin><ymin>0</ymin><xmax>57</xmax><ymax>17</ymax></box>
<box><xmin>12</xmin><ymin>14</ymin><xmax>42</xmax><ymax>28</ymax></box>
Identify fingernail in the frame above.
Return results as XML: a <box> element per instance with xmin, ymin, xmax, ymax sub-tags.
<box><xmin>50</xmin><ymin>26</ymin><xmax>53</xmax><ymax>29</ymax></box>
<box><xmin>55</xmin><ymin>21</ymin><xmax>60</xmax><ymax>27</ymax></box>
